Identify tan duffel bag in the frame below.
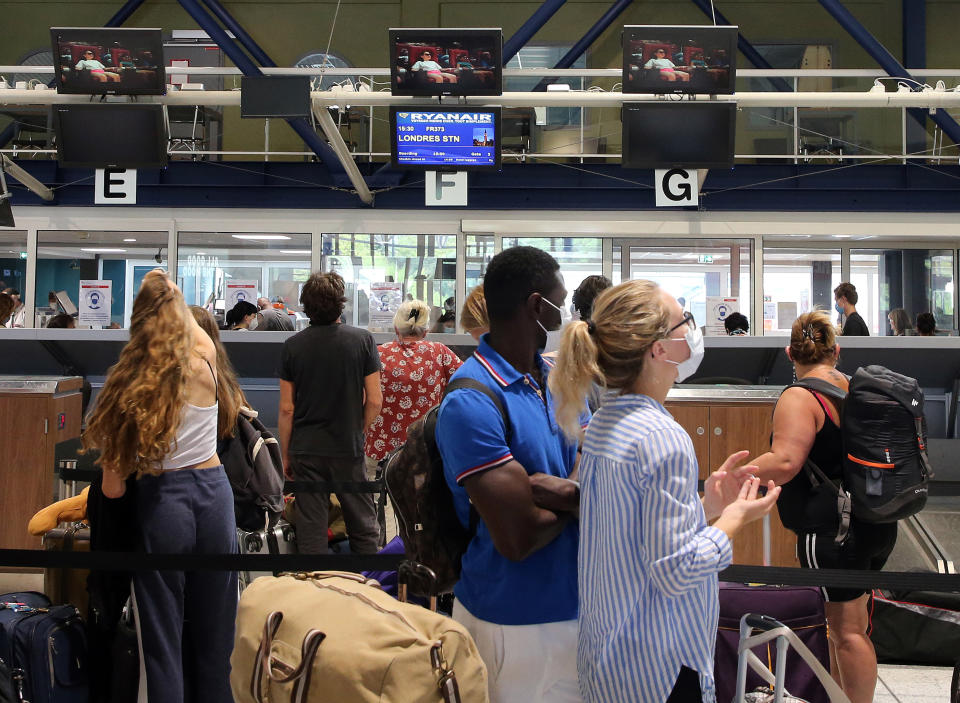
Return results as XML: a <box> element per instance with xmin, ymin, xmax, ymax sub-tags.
<box><xmin>231</xmin><ymin>571</ymin><xmax>489</xmax><ymax>703</ymax></box>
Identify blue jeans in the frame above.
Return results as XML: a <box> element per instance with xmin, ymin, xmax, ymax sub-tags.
<box><xmin>133</xmin><ymin>466</ymin><xmax>237</xmax><ymax>703</ymax></box>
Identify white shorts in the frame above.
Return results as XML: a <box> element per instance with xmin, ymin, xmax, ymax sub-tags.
<box><xmin>453</xmin><ymin>600</ymin><xmax>582</xmax><ymax>703</ymax></box>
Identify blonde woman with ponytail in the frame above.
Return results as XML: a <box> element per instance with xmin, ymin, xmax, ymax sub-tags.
<box><xmin>550</xmin><ymin>279</ymin><xmax>780</xmax><ymax>703</ymax></box>
<box><xmin>363</xmin><ymin>299</ymin><xmax>463</xmax><ymax>473</ymax></box>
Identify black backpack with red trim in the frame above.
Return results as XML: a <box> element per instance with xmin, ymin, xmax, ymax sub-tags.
<box><xmin>790</xmin><ymin>365</ymin><xmax>933</xmax><ymax>541</ymax></box>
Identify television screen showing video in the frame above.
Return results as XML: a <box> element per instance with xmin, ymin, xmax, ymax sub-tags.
<box><xmin>54</xmin><ymin>104</ymin><xmax>168</xmax><ymax>169</ymax></box>
<box><xmin>622</xmin><ymin>101</ymin><xmax>736</xmax><ymax>169</ymax></box>
<box><xmin>623</xmin><ymin>25</ymin><xmax>737</xmax><ymax>95</ymax></box>
<box><xmin>51</xmin><ymin>27</ymin><xmax>165</xmax><ymax>95</ymax></box>
<box><xmin>390</xmin><ymin>107</ymin><xmax>501</xmax><ymax>170</ymax></box>
<box><xmin>390</xmin><ymin>28</ymin><xmax>502</xmax><ymax>96</ymax></box>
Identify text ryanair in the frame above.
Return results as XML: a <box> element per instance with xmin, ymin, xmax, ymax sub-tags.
<box><xmin>405</xmin><ymin>112</ymin><xmax>494</xmax><ymax>123</ymax></box>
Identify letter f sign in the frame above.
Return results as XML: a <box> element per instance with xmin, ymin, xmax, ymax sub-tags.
<box><xmin>425</xmin><ymin>171</ymin><xmax>468</xmax><ymax>206</ymax></box>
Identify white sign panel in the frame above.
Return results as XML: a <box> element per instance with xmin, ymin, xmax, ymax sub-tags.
<box><xmin>79</xmin><ymin>280</ymin><xmax>112</xmax><ymax>327</ymax></box>
<box><xmin>369</xmin><ymin>282</ymin><xmax>403</xmax><ymax>332</ymax></box>
<box><xmin>705</xmin><ymin>296</ymin><xmax>739</xmax><ymax>335</ymax></box>
<box><xmin>654</xmin><ymin>168</ymin><xmax>698</xmax><ymax>207</ymax></box>
<box><xmin>425</xmin><ymin>171</ymin><xmax>468</xmax><ymax>207</ymax></box>
<box><xmin>225</xmin><ymin>280</ymin><xmax>259</xmax><ymax>311</ymax></box>
<box><xmin>94</xmin><ymin>168</ymin><xmax>137</xmax><ymax>204</ymax></box>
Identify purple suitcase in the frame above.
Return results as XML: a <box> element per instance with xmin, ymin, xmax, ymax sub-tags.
<box><xmin>716</xmin><ymin>583</ymin><xmax>829</xmax><ymax>703</ymax></box>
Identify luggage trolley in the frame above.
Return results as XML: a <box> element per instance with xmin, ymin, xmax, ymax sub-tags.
<box><xmin>734</xmin><ymin>614</ymin><xmax>851</xmax><ymax>703</ymax></box>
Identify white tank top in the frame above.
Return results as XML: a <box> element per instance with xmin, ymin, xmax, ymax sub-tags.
<box><xmin>160</xmin><ymin>361</ymin><xmax>219</xmax><ymax>471</ymax></box>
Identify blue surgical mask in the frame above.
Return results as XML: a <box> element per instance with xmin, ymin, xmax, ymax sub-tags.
<box><xmin>834</xmin><ymin>302</ymin><xmax>843</xmax><ymax>315</ymax></box>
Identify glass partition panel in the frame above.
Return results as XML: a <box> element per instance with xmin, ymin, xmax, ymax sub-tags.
<box><xmin>322</xmin><ymin>234</ymin><xmax>457</xmax><ymax>332</ymax></box>
<box><xmin>466</xmin><ymin>235</ymin><xmax>494</xmax><ymax>293</ymax></box>
<box><xmin>37</xmin><ymin>230</ymin><xmax>168</xmax><ymax>328</ymax></box>
<box><xmin>620</xmin><ymin>239</ymin><xmax>752</xmax><ymax>335</ymax></box>
<box><xmin>177</xmin><ymin>231</ymin><xmax>312</xmax><ymax>329</ymax></box>
<box><xmin>503</xmin><ymin>237</ymin><xmax>603</xmax><ymax>311</ymax></box>
<box><xmin>851</xmin><ymin>248</ymin><xmax>955</xmax><ymax>335</ymax></box>
<box><xmin>0</xmin><ymin>230</ymin><xmax>27</xmax><ymax>327</ymax></box>
<box><xmin>763</xmin><ymin>248</ymin><xmax>841</xmax><ymax>334</ymax></box>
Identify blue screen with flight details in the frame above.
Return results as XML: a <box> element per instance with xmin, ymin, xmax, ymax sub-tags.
<box><xmin>393</xmin><ymin>110</ymin><xmax>498</xmax><ymax>168</ymax></box>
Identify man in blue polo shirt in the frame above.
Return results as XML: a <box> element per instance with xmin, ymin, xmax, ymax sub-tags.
<box><xmin>436</xmin><ymin>246</ymin><xmax>585</xmax><ymax>703</ymax></box>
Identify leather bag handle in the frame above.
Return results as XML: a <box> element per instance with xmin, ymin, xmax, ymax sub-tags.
<box><xmin>251</xmin><ymin>611</ymin><xmax>325</xmax><ymax>703</ymax></box>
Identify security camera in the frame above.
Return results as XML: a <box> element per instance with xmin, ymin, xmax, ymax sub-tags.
<box><xmin>154</xmin><ymin>248</ymin><xmax>163</xmax><ymax>264</ymax></box>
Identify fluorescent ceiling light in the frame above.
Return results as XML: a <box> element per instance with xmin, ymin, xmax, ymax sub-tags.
<box><xmin>123</xmin><ymin>238</ymin><xmax>137</xmax><ymax>242</ymax></box>
<box><xmin>195</xmin><ymin>251</ymin><xmax>206</xmax><ymax>255</ymax></box>
<box><xmin>280</xmin><ymin>249</ymin><xmax>311</xmax><ymax>254</ymax></box>
<box><xmin>231</xmin><ymin>234</ymin><xmax>291</xmax><ymax>241</ymax></box>
<box><xmin>80</xmin><ymin>247</ymin><xmax>127</xmax><ymax>253</ymax></box>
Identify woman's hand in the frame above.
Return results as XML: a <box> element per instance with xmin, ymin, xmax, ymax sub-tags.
<box><xmin>702</xmin><ymin>450</ymin><xmax>757</xmax><ymax>521</ymax></box>
<box><xmin>713</xmin><ymin>476</ymin><xmax>781</xmax><ymax>540</ymax></box>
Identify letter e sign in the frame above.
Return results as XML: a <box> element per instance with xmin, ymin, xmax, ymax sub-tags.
<box><xmin>655</xmin><ymin>168</ymin><xmax>698</xmax><ymax>207</ymax></box>
<box><xmin>95</xmin><ymin>168</ymin><xmax>137</xmax><ymax>205</ymax></box>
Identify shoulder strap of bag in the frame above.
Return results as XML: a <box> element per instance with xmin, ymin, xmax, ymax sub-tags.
<box><xmin>443</xmin><ymin>377</ymin><xmax>511</xmax><ymax>443</ymax></box>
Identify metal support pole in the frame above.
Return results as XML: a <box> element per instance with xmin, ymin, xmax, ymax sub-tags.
<box><xmin>902</xmin><ymin>0</ymin><xmax>927</xmax><ymax>153</ymax></box>
<box><xmin>503</xmin><ymin>0</ymin><xmax>569</xmax><ymax>64</ymax></box>
<box><xmin>817</xmin><ymin>0</ymin><xmax>960</xmax><ymax>145</ymax></box>
<box><xmin>199</xmin><ymin>0</ymin><xmax>276</xmax><ymax>68</ymax></box>
<box><xmin>688</xmin><ymin>0</ymin><xmax>793</xmax><ymax>92</ymax></box>
<box><xmin>0</xmin><ymin>156</ymin><xmax>54</xmax><ymax>201</ymax></box>
<box><xmin>176</xmin><ymin>0</ymin><xmax>346</xmax><ymax>173</ymax></box>
<box><xmin>312</xmin><ymin>106</ymin><xmax>374</xmax><ymax>205</ymax></box>
<box><xmin>534</xmin><ymin>0</ymin><xmax>634</xmax><ymax>91</ymax></box>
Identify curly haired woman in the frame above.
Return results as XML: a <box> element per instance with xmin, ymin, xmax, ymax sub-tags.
<box><xmin>82</xmin><ymin>269</ymin><xmax>236</xmax><ymax>703</ymax></box>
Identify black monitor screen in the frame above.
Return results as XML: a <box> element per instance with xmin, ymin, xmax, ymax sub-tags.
<box><xmin>241</xmin><ymin>76</ymin><xmax>312</xmax><ymax>118</ymax></box>
<box><xmin>390</xmin><ymin>28</ymin><xmax>502</xmax><ymax>96</ymax></box>
<box><xmin>391</xmin><ymin>107</ymin><xmax>501</xmax><ymax>170</ymax></box>
<box><xmin>622</xmin><ymin>102</ymin><xmax>736</xmax><ymax>169</ymax></box>
<box><xmin>51</xmin><ymin>27</ymin><xmax>165</xmax><ymax>95</ymax></box>
<box><xmin>623</xmin><ymin>25</ymin><xmax>737</xmax><ymax>95</ymax></box>
<box><xmin>54</xmin><ymin>104</ymin><xmax>168</xmax><ymax>169</ymax></box>
<box><xmin>0</xmin><ymin>198</ymin><xmax>13</xmax><ymax>228</ymax></box>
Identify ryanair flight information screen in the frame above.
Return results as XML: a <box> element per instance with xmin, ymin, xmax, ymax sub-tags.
<box><xmin>393</xmin><ymin>110</ymin><xmax>498</xmax><ymax>167</ymax></box>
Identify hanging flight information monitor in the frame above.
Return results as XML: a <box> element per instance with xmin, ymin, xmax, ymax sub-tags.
<box><xmin>390</xmin><ymin>106</ymin><xmax>501</xmax><ymax>170</ymax></box>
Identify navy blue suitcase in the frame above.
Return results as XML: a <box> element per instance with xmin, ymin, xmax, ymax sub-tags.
<box><xmin>0</xmin><ymin>592</ymin><xmax>88</xmax><ymax>703</ymax></box>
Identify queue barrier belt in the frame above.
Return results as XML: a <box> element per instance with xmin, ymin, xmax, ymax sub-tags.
<box><xmin>2</xmin><ymin>548</ymin><xmax>960</xmax><ymax>593</ymax></box>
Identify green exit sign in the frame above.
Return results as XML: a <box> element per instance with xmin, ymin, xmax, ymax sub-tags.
<box><xmin>19</xmin><ymin>252</ymin><xmax>27</xmax><ymax>260</ymax></box>
<box><xmin>698</xmin><ymin>254</ymin><xmax>714</xmax><ymax>264</ymax></box>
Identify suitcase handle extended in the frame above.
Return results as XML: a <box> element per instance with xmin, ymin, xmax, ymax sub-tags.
<box><xmin>251</xmin><ymin>611</ymin><xmax>326</xmax><ymax>703</ymax></box>
<box><xmin>735</xmin><ymin>614</ymin><xmax>850</xmax><ymax>703</ymax></box>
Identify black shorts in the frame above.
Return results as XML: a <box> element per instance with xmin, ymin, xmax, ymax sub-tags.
<box><xmin>795</xmin><ymin>522</ymin><xmax>898</xmax><ymax>602</ymax></box>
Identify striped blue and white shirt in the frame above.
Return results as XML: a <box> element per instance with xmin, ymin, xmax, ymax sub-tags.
<box><xmin>577</xmin><ymin>394</ymin><xmax>732</xmax><ymax>703</ymax></box>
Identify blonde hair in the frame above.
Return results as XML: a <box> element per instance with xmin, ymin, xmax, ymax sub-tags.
<box><xmin>789</xmin><ymin>310</ymin><xmax>837</xmax><ymax>366</ymax></box>
<box><xmin>190</xmin><ymin>305</ymin><xmax>249</xmax><ymax>439</ymax></box>
<box><xmin>460</xmin><ymin>285</ymin><xmax>488</xmax><ymax>333</ymax></box>
<box><xmin>550</xmin><ymin>280</ymin><xmax>670</xmax><ymax>438</ymax></box>
<box><xmin>82</xmin><ymin>269</ymin><xmax>194</xmax><ymax>478</ymax></box>
<box><xmin>394</xmin><ymin>299</ymin><xmax>431</xmax><ymax>337</ymax></box>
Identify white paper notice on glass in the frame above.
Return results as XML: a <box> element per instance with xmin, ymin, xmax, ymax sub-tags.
<box><xmin>78</xmin><ymin>280</ymin><xmax>112</xmax><ymax>327</ymax></box>
<box><xmin>369</xmin><ymin>282</ymin><xmax>403</xmax><ymax>332</ymax></box>
<box><xmin>225</xmin><ymin>280</ymin><xmax>259</xmax><ymax>311</ymax></box>
<box><xmin>705</xmin><ymin>296</ymin><xmax>739</xmax><ymax>335</ymax></box>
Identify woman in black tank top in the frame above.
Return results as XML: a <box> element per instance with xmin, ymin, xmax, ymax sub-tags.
<box><xmin>751</xmin><ymin>311</ymin><xmax>895</xmax><ymax>703</ymax></box>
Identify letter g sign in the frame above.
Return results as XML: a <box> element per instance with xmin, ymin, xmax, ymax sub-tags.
<box><xmin>655</xmin><ymin>168</ymin><xmax>698</xmax><ymax>207</ymax></box>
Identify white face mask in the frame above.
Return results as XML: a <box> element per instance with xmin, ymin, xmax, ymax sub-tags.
<box><xmin>537</xmin><ymin>297</ymin><xmax>571</xmax><ymax>354</ymax></box>
<box><xmin>662</xmin><ymin>325</ymin><xmax>704</xmax><ymax>382</ymax></box>
<box><xmin>248</xmin><ymin>315</ymin><xmax>259</xmax><ymax>331</ymax></box>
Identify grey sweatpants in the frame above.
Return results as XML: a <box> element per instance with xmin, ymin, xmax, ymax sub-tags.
<box><xmin>289</xmin><ymin>454</ymin><xmax>380</xmax><ymax>554</ymax></box>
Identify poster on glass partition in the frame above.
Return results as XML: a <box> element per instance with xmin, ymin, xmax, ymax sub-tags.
<box><xmin>225</xmin><ymin>280</ymin><xmax>259</xmax><ymax>311</ymax></box>
<box><xmin>79</xmin><ymin>280</ymin><xmax>112</xmax><ymax>327</ymax></box>
<box><xmin>705</xmin><ymin>296</ymin><xmax>739</xmax><ymax>336</ymax></box>
<box><xmin>369</xmin><ymin>282</ymin><xmax>403</xmax><ymax>332</ymax></box>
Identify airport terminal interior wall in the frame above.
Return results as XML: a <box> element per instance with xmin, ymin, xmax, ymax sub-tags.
<box><xmin>3</xmin><ymin>1</ymin><xmax>960</xmax><ymax>160</ymax></box>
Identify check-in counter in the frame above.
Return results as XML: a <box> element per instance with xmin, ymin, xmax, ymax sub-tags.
<box><xmin>665</xmin><ymin>386</ymin><xmax>796</xmax><ymax>568</ymax></box>
<box><xmin>0</xmin><ymin>375</ymin><xmax>83</xmax><ymax>555</ymax></box>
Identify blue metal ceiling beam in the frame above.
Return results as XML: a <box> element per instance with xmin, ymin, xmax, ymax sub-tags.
<box><xmin>688</xmin><ymin>0</ymin><xmax>792</xmax><ymax>92</ymax></box>
<box><xmin>503</xmin><ymin>0</ymin><xmax>569</xmax><ymax>64</ymax></box>
<box><xmin>534</xmin><ymin>0</ymin><xmax>634</xmax><ymax>91</ymax></box>
<box><xmin>902</xmin><ymin>0</ymin><xmax>927</xmax><ymax>153</ymax></box>
<box><xmin>0</xmin><ymin>0</ymin><xmax>149</xmax><ymax>148</ymax></box>
<box><xmin>817</xmin><ymin>0</ymin><xmax>960</xmax><ymax>145</ymax></box>
<box><xmin>176</xmin><ymin>0</ymin><xmax>344</xmax><ymax>173</ymax></box>
<box><xmin>199</xmin><ymin>0</ymin><xmax>276</xmax><ymax>68</ymax></box>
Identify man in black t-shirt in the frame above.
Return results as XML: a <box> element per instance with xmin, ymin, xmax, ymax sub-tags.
<box><xmin>834</xmin><ymin>282</ymin><xmax>869</xmax><ymax>336</ymax></box>
<box><xmin>278</xmin><ymin>272</ymin><xmax>383</xmax><ymax>554</ymax></box>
